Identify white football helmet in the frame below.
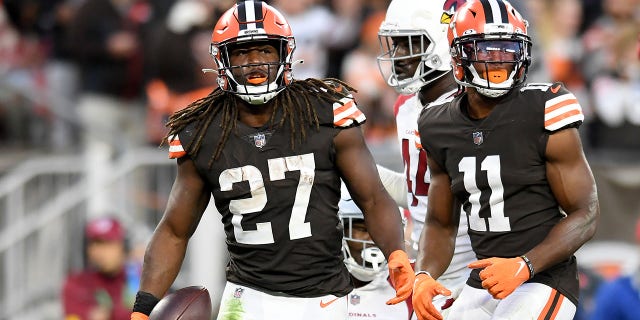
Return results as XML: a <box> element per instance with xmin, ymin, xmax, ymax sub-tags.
<box><xmin>339</xmin><ymin>185</ymin><xmax>406</xmax><ymax>282</ymax></box>
<box><xmin>377</xmin><ymin>0</ymin><xmax>467</xmax><ymax>94</ymax></box>
<box><xmin>210</xmin><ymin>1</ymin><xmax>296</xmax><ymax>105</ymax></box>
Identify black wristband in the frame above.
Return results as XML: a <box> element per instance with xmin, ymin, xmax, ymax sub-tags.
<box><xmin>520</xmin><ymin>255</ymin><xmax>535</xmax><ymax>279</ymax></box>
<box><xmin>133</xmin><ymin>291</ymin><xmax>161</xmax><ymax>316</ymax></box>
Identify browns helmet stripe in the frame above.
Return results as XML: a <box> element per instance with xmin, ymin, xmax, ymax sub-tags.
<box><xmin>237</xmin><ymin>1</ymin><xmax>264</xmax><ymax>31</ymax></box>
<box><xmin>252</xmin><ymin>1</ymin><xmax>264</xmax><ymax>28</ymax></box>
<box><xmin>480</xmin><ymin>0</ymin><xmax>508</xmax><ymax>24</ymax></box>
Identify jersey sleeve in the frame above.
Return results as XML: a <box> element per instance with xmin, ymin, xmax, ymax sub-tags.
<box><xmin>316</xmin><ymin>79</ymin><xmax>366</xmax><ymax>128</ymax></box>
<box><xmin>541</xmin><ymin>82</ymin><xmax>584</xmax><ymax>132</ymax></box>
<box><xmin>168</xmin><ymin>134</ymin><xmax>187</xmax><ymax>159</ymax></box>
<box><xmin>167</xmin><ymin>122</ymin><xmax>198</xmax><ymax>159</ymax></box>
<box><xmin>332</xmin><ymin>95</ymin><xmax>366</xmax><ymax>128</ymax></box>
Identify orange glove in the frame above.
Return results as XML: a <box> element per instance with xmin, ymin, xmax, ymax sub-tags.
<box><xmin>412</xmin><ymin>272</ymin><xmax>451</xmax><ymax>320</ymax></box>
<box><xmin>131</xmin><ymin>312</ymin><xmax>149</xmax><ymax>320</ymax></box>
<box><xmin>386</xmin><ymin>250</ymin><xmax>415</xmax><ymax>304</ymax></box>
<box><xmin>468</xmin><ymin>257</ymin><xmax>531</xmax><ymax>299</ymax></box>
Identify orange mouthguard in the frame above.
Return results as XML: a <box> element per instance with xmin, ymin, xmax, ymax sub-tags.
<box><xmin>485</xmin><ymin>69</ymin><xmax>508</xmax><ymax>84</ymax></box>
<box><xmin>247</xmin><ymin>76</ymin><xmax>268</xmax><ymax>84</ymax></box>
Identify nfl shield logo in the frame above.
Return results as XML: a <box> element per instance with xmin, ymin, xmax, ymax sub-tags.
<box><xmin>254</xmin><ymin>133</ymin><xmax>266</xmax><ymax>148</ymax></box>
<box><xmin>350</xmin><ymin>294</ymin><xmax>360</xmax><ymax>306</ymax></box>
<box><xmin>233</xmin><ymin>287</ymin><xmax>244</xmax><ymax>298</ymax></box>
<box><xmin>472</xmin><ymin>131</ymin><xmax>483</xmax><ymax>145</ymax></box>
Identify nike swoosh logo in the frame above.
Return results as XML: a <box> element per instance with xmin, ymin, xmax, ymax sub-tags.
<box><xmin>320</xmin><ymin>297</ymin><xmax>340</xmax><ymax>308</ymax></box>
<box><xmin>515</xmin><ymin>261</ymin><xmax>526</xmax><ymax>277</ymax></box>
<box><xmin>550</xmin><ymin>84</ymin><xmax>561</xmax><ymax>94</ymax></box>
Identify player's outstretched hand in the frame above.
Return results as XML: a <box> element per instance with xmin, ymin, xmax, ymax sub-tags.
<box><xmin>386</xmin><ymin>250</ymin><xmax>415</xmax><ymax>304</ymax></box>
<box><xmin>131</xmin><ymin>312</ymin><xmax>149</xmax><ymax>320</ymax></box>
<box><xmin>468</xmin><ymin>257</ymin><xmax>531</xmax><ymax>299</ymax></box>
<box><xmin>412</xmin><ymin>272</ymin><xmax>451</xmax><ymax>320</ymax></box>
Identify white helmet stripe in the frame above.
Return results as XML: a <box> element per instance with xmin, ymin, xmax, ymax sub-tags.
<box><xmin>481</xmin><ymin>0</ymin><xmax>508</xmax><ymax>24</ymax></box>
<box><xmin>239</xmin><ymin>1</ymin><xmax>263</xmax><ymax>30</ymax></box>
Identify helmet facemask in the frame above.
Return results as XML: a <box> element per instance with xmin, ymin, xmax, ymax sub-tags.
<box><xmin>377</xmin><ymin>31</ymin><xmax>449</xmax><ymax>94</ymax></box>
<box><xmin>211</xmin><ymin>37</ymin><xmax>295</xmax><ymax>105</ymax></box>
<box><xmin>341</xmin><ymin>215</ymin><xmax>387</xmax><ymax>282</ymax></box>
<box><xmin>376</xmin><ymin>0</ymin><xmax>461</xmax><ymax>95</ymax></box>
<box><xmin>451</xmin><ymin>34</ymin><xmax>531</xmax><ymax>98</ymax></box>
<box><xmin>338</xmin><ymin>183</ymin><xmax>405</xmax><ymax>282</ymax></box>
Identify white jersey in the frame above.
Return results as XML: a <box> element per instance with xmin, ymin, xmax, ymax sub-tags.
<box><xmin>347</xmin><ymin>270</ymin><xmax>412</xmax><ymax>320</ymax></box>
<box><xmin>393</xmin><ymin>91</ymin><xmax>475</xmax><ymax>292</ymax></box>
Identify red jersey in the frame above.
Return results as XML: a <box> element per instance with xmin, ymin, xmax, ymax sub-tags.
<box><xmin>62</xmin><ymin>268</ymin><xmax>135</xmax><ymax>320</ymax></box>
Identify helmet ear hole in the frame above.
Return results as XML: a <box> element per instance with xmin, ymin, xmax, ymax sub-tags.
<box><xmin>452</xmin><ymin>58</ymin><xmax>465</xmax><ymax>81</ymax></box>
<box><xmin>454</xmin><ymin>66</ymin><xmax>464</xmax><ymax>81</ymax></box>
<box><xmin>217</xmin><ymin>75</ymin><xmax>228</xmax><ymax>90</ymax></box>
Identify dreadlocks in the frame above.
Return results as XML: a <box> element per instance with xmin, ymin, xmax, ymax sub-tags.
<box><xmin>164</xmin><ymin>78</ymin><xmax>356</xmax><ymax>168</ymax></box>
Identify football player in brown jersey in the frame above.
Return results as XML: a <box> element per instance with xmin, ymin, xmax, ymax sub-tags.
<box><xmin>376</xmin><ymin>0</ymin><xmax>475</xmax><ymax>318</ymax></box>
<box><xmin>412</xmin><ymin>0</ymin><xmax>599</xmax><ymax>319</ymax></box>
<box><xmin>130</xmin><ymin>1</ymin><xmax>414</xmax><ymax>320</ymax></box>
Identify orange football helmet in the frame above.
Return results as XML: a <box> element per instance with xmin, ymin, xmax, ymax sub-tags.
<box><xmin>447</xmin><ymin>0</ymin><xmax>531</xmax><ymax>97</ymax></box>
<box><xmin>210</xmin><ymin>1</ymin><xmax>296</xmax><ymax>104</ymax></box>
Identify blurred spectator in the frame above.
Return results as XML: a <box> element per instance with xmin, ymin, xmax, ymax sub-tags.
<box><xmin>271</xmin><ymin>0</ymin><xmax>361</xmax><ymax>79</ymax></box>
<box><xmin>341</xmin><ymin>10</ymin><xmax>396</xmax><ymax>142</ymax></box>
<box><xmin>43</xmin><ymin>0</ymin><xmax>82</xmax><ymax>151</ymax></box>
<box><xmin>589</xmin><ymin>219</ymin><xmax>640</xmax><ymax>320</ymax></box>
<box><xmin>574</xmin><ymin>265</ymin><xmax>605</xmax><ymax>320</ymax></box>
<box><xmin>144</xmin><ymin>0</ymin><xmax>216</xmax><ymax>145</ymax></box>
<box><xmin>587</xmin><ymin>23</ymin><xmax>640</xmax><ymax>150</ymax></box>
<box><xmin>536</xmin><ymin>0</ymin><xmax>587</xmax><ymax>92</ymax></box>
<box><xmin>0</xmin><ymin>1</ymin><xmax>55</xmax><ymax>149</ymax></box>
<box><xmin>581</xmin><ymin>0</ymin><xmax>640</xmax><ymax>155</ymax></box>
<box><xmin>533</xmin><ymin>0</ymin><xmax>592</xmax><ymax>144</ymax></box>
<box><xmin>62</xmin><ymin>216</ymin><xmax>141</xmax><ymax>320</ymax></box>
<box><xmin>0</xmin><ymin>1</ymin><xmax>85</xmax><ymax>151</ymax></box>
<box><xmin>324</xmin><ymin>0</ymin><xmax>374</xmax><ymax>78</ymax></box>
<box><xmin>68</xmin><ymin>0</ymin><xmax>150</xmax><ymax>213</ymax></box>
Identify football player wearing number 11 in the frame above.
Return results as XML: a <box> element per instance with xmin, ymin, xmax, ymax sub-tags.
<box><xmin>412</xmin><ymin>0</ymin><xmax>599</xmax><ymax>320</ymax></box>
<box><xmin>130</xmin><ymin>1</ymin><xmax>414</xmax><ymax>320</ymax></box>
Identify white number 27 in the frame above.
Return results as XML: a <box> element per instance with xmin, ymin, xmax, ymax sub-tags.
<box><xmin>219</xmin><ymin>153</ymin><xmax>315</xmax><ymax>244</ymax></box>
<box><xmin>459</xmin><ymin>155</ymin><xmax>511</xmax><ymax>232</ymax></box>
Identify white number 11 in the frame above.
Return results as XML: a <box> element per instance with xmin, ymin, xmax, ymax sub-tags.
<box><xmin>459</xmin><ymin>155</ymin><xmax>510</xmax><ymax>232</ymax></box>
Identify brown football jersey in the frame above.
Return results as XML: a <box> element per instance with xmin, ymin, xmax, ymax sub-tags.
<box><xmin>169</xmin><ymin>89</ymin><xmax>366</xmax><ymax>297</ymax></box>
<box><xmin>417</xmin><ymin>82</ymin><xmax>584</xmax><ymax>304</ymax></box>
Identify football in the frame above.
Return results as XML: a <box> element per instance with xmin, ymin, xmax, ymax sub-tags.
<box><xmin>149</xmin><ymin>286</ymin><xmax>212</xmax><ymax>320</ymax></box>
